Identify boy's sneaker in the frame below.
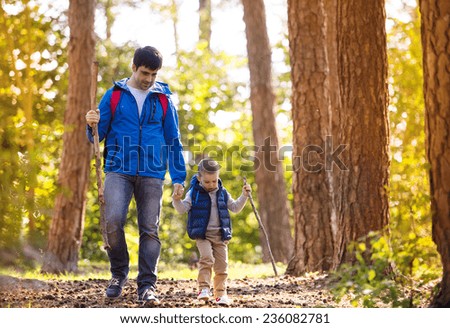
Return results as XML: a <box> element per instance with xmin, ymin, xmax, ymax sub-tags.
<box><xmin>106</xmin><ymin>276</ymin><xmax>128</xmax><ymax>299</ymax></box>
<box><xmin>215</xmin><ymin>295</ymin><xmax>232</xmax><ymax>306</ymax></box>
<box><xmin>138</xmin><ymin>288</ymin><xmax>159</xmax><ymax>303</ymax></box>
<box><xmin>197</xmin><ymin>288</ymin><xmax>211</xmax><ymax>301</ymax></box>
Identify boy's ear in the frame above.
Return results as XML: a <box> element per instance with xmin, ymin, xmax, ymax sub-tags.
<box><xmin>196</xmin><ymin>174</ymin><xmax>201</xmax><ymax>182</ymax></box>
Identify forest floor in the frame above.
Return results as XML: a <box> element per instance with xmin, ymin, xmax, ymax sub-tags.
<box><xmin>0</xmin><ymin>263</ymin><xmax>436</xmax><ymax>308</ymax></box>
<box><xmin>0</xmin><ymin>274</ymin><xmax>435</xmax><ymax>309</ymax></box>
<box><xmin>0</xmin><ymin>271</ymin><xmax>349</xmax><ymax>308</ymax></box>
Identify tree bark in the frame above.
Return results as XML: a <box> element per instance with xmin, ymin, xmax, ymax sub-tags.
<box><xmin>242</xmin><ymin>0</ymin><xmax>293</xmax><ymax>263</ymax></box>
<box><xmin>287</xmin><ymin>0</ymin><xmax>390</xmax><ymax>275</ymax></box>
<box><xmin>419</xmin><ymin>0</ymin><xmax>450</xmax><ymax>308</ymax></box>
<box><xmin>334</xmin><ymin>0</ymin><xmax>390</xmax><ymax>264</ymax></box>
<box><xmin>42</xmin><ymin>0</ymin><xmax>96</xmax><ymax>273</ymax></box>
<box><xmin>324</xmin><ymin>0</ymin><xmax>342</xmax><ymax>258</ymax></box>
<box><xmin>286</xmin><ymin>0</ymin><xmax>335</xmax><ymax>273</ymax></box>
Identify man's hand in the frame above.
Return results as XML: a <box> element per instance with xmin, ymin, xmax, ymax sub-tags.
<box><xmin>242</xmin><ymin>183</ymin><xmax>251</xmax><ymax>197</ymax></box>
<box><xmin>86</xmin><ymin>109</ymin><xmax>100</xmax><ymax>127</ymax></box>
<box><xmin>172</xmin><ymin>183</ymin><xmax>185</xmax><ymax>200</ymax></box>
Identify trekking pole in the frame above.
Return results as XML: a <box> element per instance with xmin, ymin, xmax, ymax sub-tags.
<box><xmin>90</xmin><ymin>61</ymin><xmax>110</xmax><ymax>250</ymax></box>
<box><xmin>243</xmin><ymin>177</ymin><xmax>278</xmax><ymax>276</ymax></box>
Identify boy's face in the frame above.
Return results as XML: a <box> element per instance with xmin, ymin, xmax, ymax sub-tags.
<box><xmin>131</xmin><ymin>64</ymin><xmax>158</xmax><ymax>90</ymax></box>
<box><xmin>197</xmin><ymin>171</ymin><xmax>219</xmax><ymax>192</ymax></box>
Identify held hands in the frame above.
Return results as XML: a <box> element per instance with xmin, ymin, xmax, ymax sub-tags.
<box><xmin>86</xmin><ymin>109</ymin><xmax>100</xmax><ymax>127</ymax></box>
<box><xmin>242</xmin><ymin>183</ymin><xmax>251</xmax><ymax>197</ymax></box>
<box><xmin>172</xmin><ymin>183</ymin><xmax>185</xmax><ymax>200</ymax></box>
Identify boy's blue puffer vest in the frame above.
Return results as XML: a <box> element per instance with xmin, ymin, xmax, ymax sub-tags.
<box><xmin>187</xmin><ymin>175</ymin><xmax>232</xmax><ymax>241</ymax></box>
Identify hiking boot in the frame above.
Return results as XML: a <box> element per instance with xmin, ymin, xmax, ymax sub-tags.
<box><xmin>138</xmin><ymin>288</ymin><xmax>159</xmax><ymax>303</ymax></box>
<box><xmin>197</xmin><ymin>288</ymin><xmax>211</xmax><ymax>301</ymax></box>
<box><xmin>106</xmin><ymin>276</ymin><xmax>128</xmax><ymax>299</ymax></box>
<box><xmin>215</xmin><ymin>295</ymin><xmax>232</xmax><ymax>306</ymax></box>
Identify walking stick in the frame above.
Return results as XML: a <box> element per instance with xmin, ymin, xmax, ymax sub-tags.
<box><xmin>90</xmin><ymin>61</ymin><xmax>110</xmax><ymax>250</ymax></box>
<box><xmin>243</xmin><ymin>177</ymin><xmax>278</xmax><ymax>276</ymax></box>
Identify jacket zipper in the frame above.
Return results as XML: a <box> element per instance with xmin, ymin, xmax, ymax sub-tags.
<box><xmin>204</xmin><ymin>193</ymin><xmax>212</xmax><ymax>238</ymax></box>
<box><xmin>137</xmin><ymin>124</ymin><xmax>142</xmax><ymax>175</ymax></box>
<box><xmin>135</xmin><ymin>96</ymin><xmax>142</xmax><ymax>176</ymax></box>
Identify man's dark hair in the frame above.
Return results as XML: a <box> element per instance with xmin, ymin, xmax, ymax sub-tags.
<box><xmin>198</xmin><ymin>158</ymin><xmax>221</xmax><ymax>174</ymax></box>
<box><xmin>133</xmin><ymin>46</ymin><xmax>163</xmax><ymax>70</ymax></box>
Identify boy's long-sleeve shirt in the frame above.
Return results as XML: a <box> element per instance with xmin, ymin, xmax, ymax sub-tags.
<box><xmin>173</xmin><ymin>188</ymin><xmax>248</xmax><ymax>232</ymax></box>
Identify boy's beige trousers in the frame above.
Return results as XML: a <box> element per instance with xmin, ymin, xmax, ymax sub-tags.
<box><xmin>196</xmin><ymin>230</ymin><xmax>229</xmax><ymax>297</ymax></box>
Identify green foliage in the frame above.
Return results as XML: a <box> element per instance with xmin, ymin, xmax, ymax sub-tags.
<box><xmin>332</xmin><ymin>231</ymin><xmax>440</xmax><ymax>307</ymax></box>
<box><xmin>0</xmin><ymin>1</ymin><xmax>67</xmax><ymax>255</ymax></box>
<box><xmin>331</xmin><ymin>3</ymin><xmax>441</xmax><ymax>308</ymax></box>
<box><xmin>95</xmin><ymin>39</ymin><xmax>138</xmax><ymax>96</ymax></box>
<box><xmin>332</xmin><ymin>233</ymin><xmax>402</xmax><ymax>307</ymax></box>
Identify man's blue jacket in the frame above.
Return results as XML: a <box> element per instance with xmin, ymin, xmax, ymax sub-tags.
<box><xmin>86</xmin><ymin>78</ymin><xmax>186</xmax><ymax>184</ymax></box>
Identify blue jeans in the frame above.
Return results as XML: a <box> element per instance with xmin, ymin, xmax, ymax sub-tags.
<box><xmin>104</xmin><ymin>172</ymin><xmax>163</xmax><ymax>294</ymax></box>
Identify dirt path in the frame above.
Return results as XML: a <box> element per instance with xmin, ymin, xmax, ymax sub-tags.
<box><xmin>0</xmin><ymin>274</ymin><xmax>347</xmax><ymax>308</ymax></box>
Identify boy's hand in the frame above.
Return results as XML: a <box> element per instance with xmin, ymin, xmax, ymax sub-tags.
<box><xmin>86</xmin><ymin>109</ymin><xmax>100</xmax><ymax>127</ymax></box>
<box><xmin>172</xmin><ymin>183</ymin><xmax>184</xmax><ymax>200</ymax></box>
<box><xmin>242</xmin><ymin>183</ymin><xmax>251</xmax><ymax>197</ymax></box>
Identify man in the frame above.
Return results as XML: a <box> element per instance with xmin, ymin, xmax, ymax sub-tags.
<box><xmin>86</xmin><ymin>46</ymin><xmax>186</xmax><ymax>303</ymax></box>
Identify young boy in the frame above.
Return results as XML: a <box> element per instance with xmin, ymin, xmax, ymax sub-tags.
<box><xmin>172</xmin><ymin>158</ymin><xmax>251</xmax><ymax>305</ymax></box>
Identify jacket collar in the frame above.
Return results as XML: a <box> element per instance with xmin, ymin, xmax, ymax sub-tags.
<box><xmin>113</xmin><ymin>78</ymin><xmax>172</xmax><ymax>95</ymax></box>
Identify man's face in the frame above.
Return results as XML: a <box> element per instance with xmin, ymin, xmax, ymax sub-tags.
<box><xmin>131</xmin><ymin>64</ymin><xmax>158</xmax><ymax>90</ymax></box>
<box><xmin>197</xmin><ymin>171</ymin><xmax>219</xmax><ymax>192</ymax></box>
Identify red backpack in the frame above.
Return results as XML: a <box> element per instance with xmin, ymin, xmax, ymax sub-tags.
<box><xmin>110</xmin><ymin>87</ymin><xmax>169</xmax><ymax>121</ymax></box>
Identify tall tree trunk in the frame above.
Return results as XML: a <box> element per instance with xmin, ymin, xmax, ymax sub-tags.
<box><xmin>242</xmin><ymin>0</ymin><xmax>293</xmax><ymax>263</ymax></box>
<box><xmin>42</xmin><ymin>0</ymin><xmax>96</xmax><ymax>273</ymax></box>
<box><xmin>104</xmin><ymin>0</ymin><xmax>113</xmax><ymax>40</ymax></box>
<box><xmin>334</xmin><ymin>0</ymin><xmax>390</xmax><ymax>264</ymax></box>
<box><xmin>419</xmin><ymin>0</ymin><xmax>450</xmax><ymax>308</ymax></box>
<box><xmin>286</xmin><ymin>0</ymin><xmax>335</xmax><ymax>273</ymax></box>
<box><xmin>199</xmin><ymin>0</ymin><xmax>211</xmax><ymax>50</ymax></box>
<box><xmin>171</xmin><ymin>0</ymin><xmax>180</xmax><ymax>55</ymax></box>
<box><xmin>287</xmin><ymin>0</ymin><xmax>389</xmax><ymax>275</ymax></box>
<box><xmin>324</xmin><ymin>0</ymin><xmax>341</xmax><ymax>262</ymax></box>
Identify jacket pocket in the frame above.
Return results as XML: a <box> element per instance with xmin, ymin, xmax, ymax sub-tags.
<box><xmin>104</xmin><ymin>138</ymin><xmax>119</xmax><ymax>169</ymax></box>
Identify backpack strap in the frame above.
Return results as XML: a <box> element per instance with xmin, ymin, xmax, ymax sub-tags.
<box><xmin>157</xmin><ymin>93</ymin><xmax>169</xmax><ymax>120</ymax></box>
<box><xmin>109</xmin><ymin>88</ymin><xmax>168</xmax><ymax>121</ymax></box>
<box><xmin>110</xmin><ymin>87</ymin><xmax>121</xmax><ymax>119</ymax></box>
